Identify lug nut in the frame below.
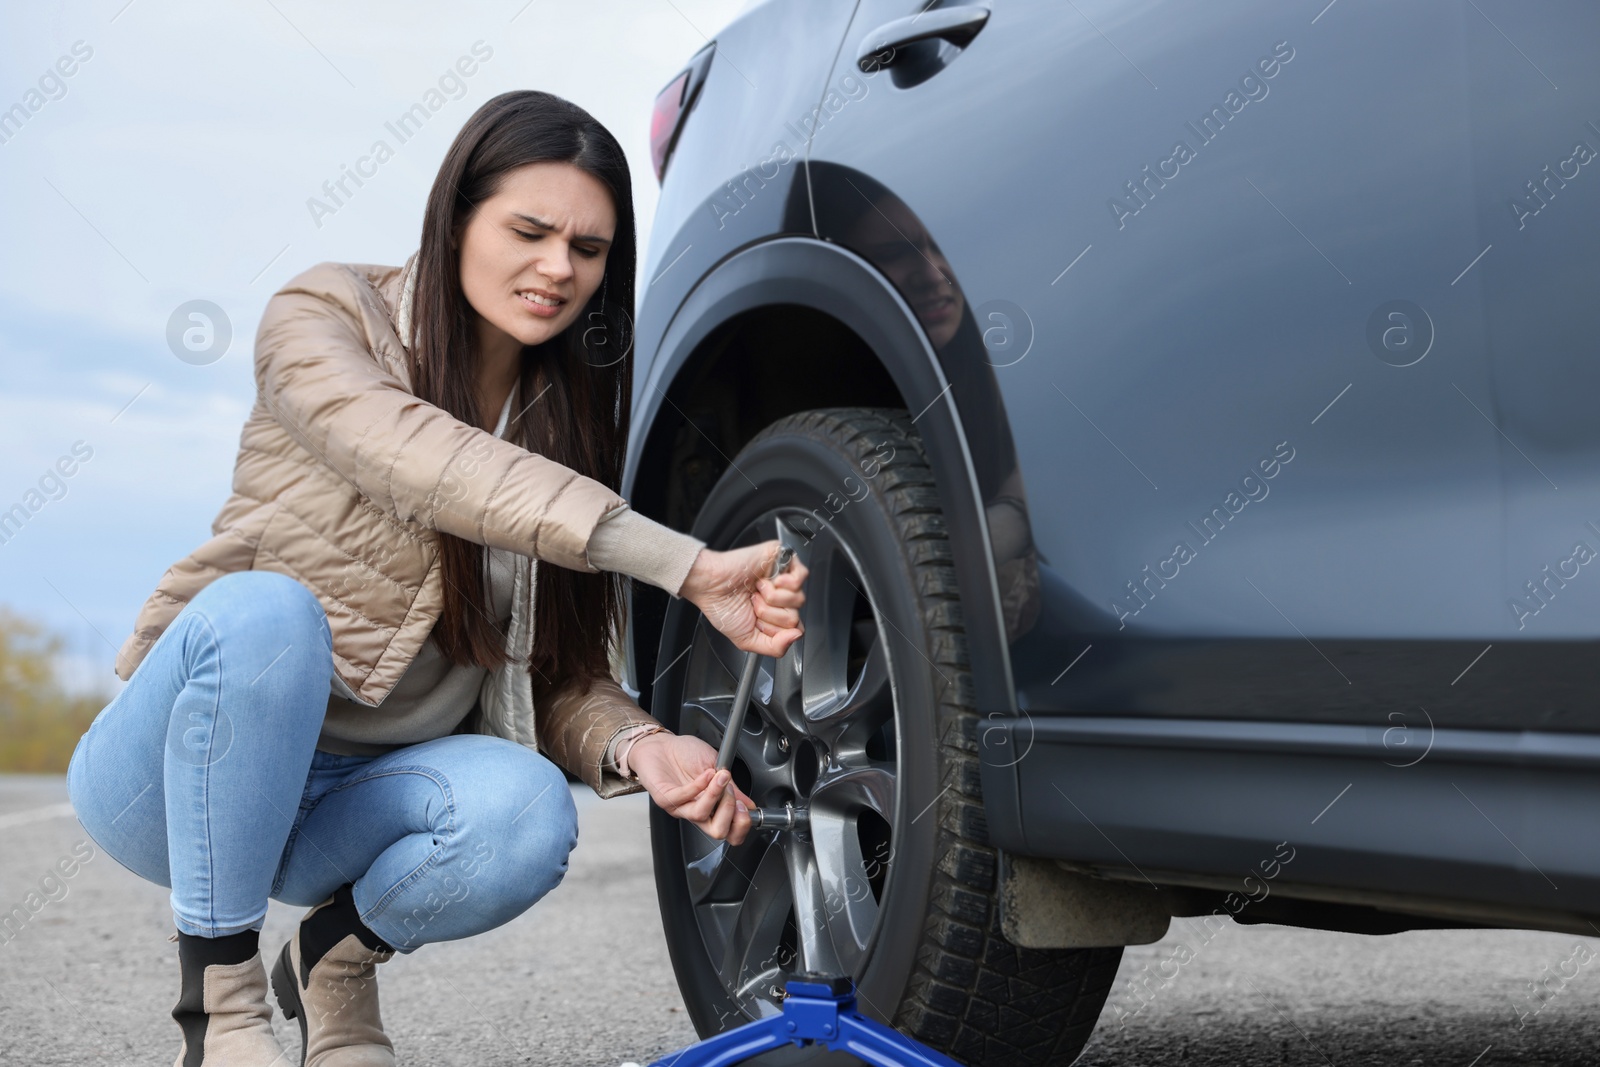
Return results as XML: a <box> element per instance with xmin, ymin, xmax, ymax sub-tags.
<box><xmin>747</xmin><ymin>803</ymin><xmax>808</xmax><ymax>831</ymax></box>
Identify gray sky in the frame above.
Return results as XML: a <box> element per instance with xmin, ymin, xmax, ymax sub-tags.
<box><xmin>0</xmin><ymin>0</ymin><xmax>749</xmax><ymax>695</ymax></box>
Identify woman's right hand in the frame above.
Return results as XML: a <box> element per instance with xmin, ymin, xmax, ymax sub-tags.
<box><xmin>679</xmin><ymin>539</ymin><xmax>809</xmax><ymax>658</ymax></box>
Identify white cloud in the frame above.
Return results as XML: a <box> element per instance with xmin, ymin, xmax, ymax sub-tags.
<box><xmin>1</xmin><ymin>0</ymin><xmax>750</xmax><ymax>682</ymax></box>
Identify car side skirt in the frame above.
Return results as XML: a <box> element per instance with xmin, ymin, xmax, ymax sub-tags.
<box><xmin>981</xmin><ymin>714</ymin><xmax>1600</xmax><ymax>930</ymax></box>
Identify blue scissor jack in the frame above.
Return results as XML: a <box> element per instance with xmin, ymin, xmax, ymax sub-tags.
<box><xmin>647</xmin><ymin>974</ymin><xmax>963</xmax><ymax>1067</ymax></box>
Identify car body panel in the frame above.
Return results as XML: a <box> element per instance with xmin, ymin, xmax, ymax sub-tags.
<box><xmin>633</xmin><ymin>0</ymin><xmax>857</xmax><ymax>384</ymax></box>
<box><xmin>808</xmin><ymin>0</ymin><xmax>1599</xmax><ymax>735</ymax></box>
<box><xmin>631</xmin><ymin>0</ymin><xmax>1600</xmax><ymax>931</ymax></box>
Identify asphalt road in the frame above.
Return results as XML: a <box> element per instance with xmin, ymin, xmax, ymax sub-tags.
<box><xmin>2</xmin><ymin>773</ymin><xmax>1597</xmax><ymax>1067</ymax></box>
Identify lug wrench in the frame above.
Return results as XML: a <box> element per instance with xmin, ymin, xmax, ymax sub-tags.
<box><xmin>714</xmin><ymin>528</ymin><xmax>799</xmax><ymax>831</ymax></box>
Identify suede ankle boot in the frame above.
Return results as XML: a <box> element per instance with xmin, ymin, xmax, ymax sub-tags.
<box><xmin>270</xmin><ymin>882</ymin><xmax>398</xmax><ymax>1067</ymax></box>
<box><xmin>170</xmin><ymin>927</ymin><xmax>292</xmax><ymax>1066</ymax></box>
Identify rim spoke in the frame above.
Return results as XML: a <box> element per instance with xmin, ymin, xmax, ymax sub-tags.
<box><xmin>684</xmin><ymin>806</ymin><xmax>775</xmax><ymax>907</ymax></box>
<box><xmin>683</xmin><ymin>615</ymin><xmax>747</xmax><ymax>703</ymax></box>
<box><xmin>841</xmin><ymin>623</ymin><xmax>892</xmax><ymax>719</ymax></box>
<box><xmin>807</xmin><ymin>763</ymin><xmax>896</xmax><ymax>974</ymax></box>
<box><xmin>782</xmin><ymin>834</ymin><xmax>846</xmax><ymax>977</ymax></box>
<box><xmin>808</xmin><ymin>812</ymin><xmax>880</xmax><ymax>975</ymax></box>
<box><xmin>684</xmin><ymin>838</ymin><xmax>726</xmax><ymax>904</ymax></box>
<box><xmin>811</xmin><ymin>763</ymin><xmax>897</xmax><ymax>820</ymax></box>
<box><xmin>807</xmin><ymin>622</ymin><xmax>894</xmax><ymax>755</ymax></box>
<box><xmin>698</xmin><ymin>836</ymin><xmax>792</xmax><ymax>1000</ymax></box>
<box><xmin>684</xmin><ymin>827</ymin><xmax>772</xmax><ymax>908</ymax></box>
<box><xmin>795</xmin><ymin>526</ymin><xmax>858</xmax><ymax>716</ymax></box>
<box><xmin>761</xmin><ymin>643</ymin><xmax>810</xmax><ymax>741</ymax></box>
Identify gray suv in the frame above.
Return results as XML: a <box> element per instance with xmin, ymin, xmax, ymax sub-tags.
<box><xmin>623</xmin><ymin>2</ymin><xmax>1600</xmax><ymax>1063</ymax></box>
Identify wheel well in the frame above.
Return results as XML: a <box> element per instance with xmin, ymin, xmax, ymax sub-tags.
<box><xmin>625</xmin><ymin>303</ymin><xmax>905</xmax><ymax>703</ymax></box>
<box><xmin>637</xmin><ymin>304</ymin><xmax>904</xmax><ymax>530</ymax></box>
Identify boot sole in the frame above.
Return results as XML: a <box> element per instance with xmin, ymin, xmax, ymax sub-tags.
<box><xmin>269</xmin><ymin>939</ymin><xmax>308</xmax><ymax>1067</ymax></box>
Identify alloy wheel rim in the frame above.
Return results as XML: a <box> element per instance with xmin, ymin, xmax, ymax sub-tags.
<box><xmin>675</xmin><ymin>511</ymin><xmax>901</xmax><ymax>1018</ymax></box>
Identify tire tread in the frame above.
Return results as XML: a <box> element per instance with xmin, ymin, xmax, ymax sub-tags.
<box><xmin>746</xmin><ymin>406</ymin><xmax>1119</xmax><ymax>1066</ymax></box>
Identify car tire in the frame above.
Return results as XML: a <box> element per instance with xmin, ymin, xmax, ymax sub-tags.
<box><xmin>648</xmin><ymin>406</ymin><xmax>1121</xmax><ymax>1066</ymax></box>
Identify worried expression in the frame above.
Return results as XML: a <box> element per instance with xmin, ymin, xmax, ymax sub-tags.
<box><xmin>458</xmin><ymin>160</ymin><xmax>617</xmax><ymax>352</ymax></box>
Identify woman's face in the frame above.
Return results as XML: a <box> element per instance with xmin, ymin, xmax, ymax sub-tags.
<box><xmin>458</xmin><ymin>160</ymin><xmax>617</xmax><ymax>355</ymax></box>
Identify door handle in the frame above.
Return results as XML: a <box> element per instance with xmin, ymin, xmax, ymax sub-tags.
<box><xmin>855</xmin><ymin>5</ymin><xmax>991</xmax><ymax>72</ymax></box>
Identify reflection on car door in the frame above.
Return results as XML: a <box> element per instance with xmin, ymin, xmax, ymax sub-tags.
<box><xmin>805</xmin><ymin>0</ymin><xmax>1600</xmax><ymax>732</ymax></box>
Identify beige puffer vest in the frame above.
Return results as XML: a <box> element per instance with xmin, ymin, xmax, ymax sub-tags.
<box><xmin>113</xmin><ymin>252</ymin><xmax>660</xmax><ymax>796</ymax></box>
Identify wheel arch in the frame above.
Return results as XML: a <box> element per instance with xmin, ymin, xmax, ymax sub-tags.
<box><xmin>622</xmin><ymin>236</ymin><xmax>1017</xmax><ymax>728</ymax></box>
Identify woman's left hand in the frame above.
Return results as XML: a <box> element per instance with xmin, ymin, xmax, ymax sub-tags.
<box><xmin>629</xmin><ymin>731</ymin><xmax>755</xmax><ymax>846</ymax></box>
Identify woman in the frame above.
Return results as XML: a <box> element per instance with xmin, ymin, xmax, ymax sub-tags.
<box><xmin>66</xmin><ymin>89</ymin><xmax>808</xmax><ymax>1067</ymax></box>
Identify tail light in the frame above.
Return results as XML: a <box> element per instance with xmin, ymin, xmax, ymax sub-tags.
<box><xmin>650</xmin><ymin>42</ymin><xmax>715</xmax><ymax>183</ymax></box>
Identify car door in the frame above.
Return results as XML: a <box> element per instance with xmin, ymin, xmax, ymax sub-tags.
<box><xmin>1462</xmin><ymin>7</ymin><xmax>1600</xmax><ymax>654</ymax></box>
<box><xmin>803</xmin><ymin>0</ymin><xmax>1598</xmax><ymax>731</ymax></box>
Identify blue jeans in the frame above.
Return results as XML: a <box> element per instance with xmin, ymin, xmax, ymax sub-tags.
<box><xmin>66</xmin><ymin>570</ymin><xmax>580</xmax><ymax>952</ymax></box>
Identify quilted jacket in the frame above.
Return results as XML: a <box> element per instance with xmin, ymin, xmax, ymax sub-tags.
<box><xmin>113</xmin><ymin>251</ymin><xmax>663</xmax><ymax>797</ymax></box>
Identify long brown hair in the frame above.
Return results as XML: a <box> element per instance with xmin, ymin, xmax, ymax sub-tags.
<box><xmin>407</xmin><ymin>89</ymin><xmax>636</xmax><ymax>703</ymax></box>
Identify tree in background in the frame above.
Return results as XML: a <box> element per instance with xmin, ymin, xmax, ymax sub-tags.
<box><xmin>0</xmin><ymin>607</ymin><xmax>110</xmax><ymax>773</ymax></box>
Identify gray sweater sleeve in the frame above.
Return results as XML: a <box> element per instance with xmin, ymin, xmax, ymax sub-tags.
<box><xmin>585</xmin><ymin>504</ymin><xmax>706</xmax><ymax>598</ymax></box>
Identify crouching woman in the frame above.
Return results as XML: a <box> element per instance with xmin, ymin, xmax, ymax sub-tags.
<box><xmin>66</xmin><ymin>88</ymin><xmax>807</xmax><ymax>1067</ymax></box>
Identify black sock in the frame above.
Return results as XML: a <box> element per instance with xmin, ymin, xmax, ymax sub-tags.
<box><xmin>172</xmin><ymin>928</ymin><xmax>263</xmax><ymax>1055</ymax></box>
<box><xmin>300</xmin><ymin>882</ymin><xmax>394</xmax><ymax>975</ymax></box>
<box><xmin>175</xmin><ymin>928</ymin><xmax>260</xmax><ymax>968</ymax></box>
